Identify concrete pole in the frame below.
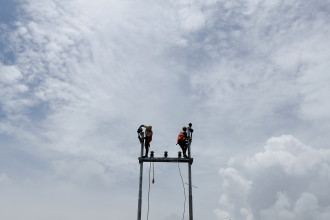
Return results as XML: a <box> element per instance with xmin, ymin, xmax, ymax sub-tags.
<box><xmin>188</xmin><ymin>161</ymin><xmax>193</xmax><ymax>220</ymax></box>
<box><xmin>137</xmin><ymin>133</ymin><xmax>144</xmax><ymax>220</ymax></box>
<box><xmin>188</xmin><ymin>133</ymin><xmax>193</xmax><ymax>220</ymax></box>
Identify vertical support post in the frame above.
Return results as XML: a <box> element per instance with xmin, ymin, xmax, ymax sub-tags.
<box><xmin>137</xmin><ymin>133</ymin><xmax>144</xmax><ymax>220</ymax></box>
<box><xmin>188</xmin><ymin>134</ymin><xmax>193</xmax><ymax>220</ymax></box>
<box><xmin>188</xmin><ymin>161</ymin><xmax>193</xmax><ymax>220</ymax></box>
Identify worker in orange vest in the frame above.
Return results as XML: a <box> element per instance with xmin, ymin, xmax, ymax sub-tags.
<box><xmin>177</xmin><ymin>126</ymin><xmax>188</xmax><ymax>158</ymax></box>
<box><xmin>138</xmin><ymin>125</ymin><xmax>153</xmax><ymax>158</ymax></box>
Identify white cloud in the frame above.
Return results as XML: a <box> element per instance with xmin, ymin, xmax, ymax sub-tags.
<box><xmin>259</xmin><ymin>192</ymin><xmax>330</xmax><ymax>220</ymax></box>
<box><xmin>2</xmin><ymin>0</ymin><xmax>329</xmax><ymax>161</ymax></box>
<box><xmin>179</xmin><ymin>0</ymin><xmax>330</xmax><ymax>157</ymax></box>
<box><xmin>0</xmin><ymin>64</ymin><xmax>34</xmax><ymax>125</ymax></box>
<box><xmin>0</xmin><ymin>173</ymin><xmax>12</xmax><ymax>186</ymax></box>
<box><xmin>1</xmin><ymin>0</ymin><xmax>330</xmax><ymax>219</ymax></box>
<box><xmin>51</xmin><ymin>159</ymin><xmax>114</xmax><ymax>187</ymax></box>
<box><xmin>0</xmin><ymin>181</ymin><xmax>136</xmax><ymax>220</ymax></box>
<box><xmin>5</xmin><ymin>0</ymin><xmax>180</xmax><ymax>145</ymax></box>
<box><xmin>216</xmin><ymin>135</ymin><xmax>330</xmax><ymax>220</ymax></box>
<box><xmin>0</xmin><ymin>65</ymin><xmax>22</xmax><ymax>83</ymax></box>
<box><xmin>214</xmin><ymin>209</ymin><xmax>231</xmax><ymax>220</ymax></box>
<box><xmin>179</xmin><ymin>5</ymin><xmax>206</xmax><ymax>31</ymax></box>
<box><xmin>2</xmin><ymin>0</ymin><xmax>201</xmax><ymax>190</ymax></box>
<box><xmin>258</xmin><ymin>192</ymin><xmax>295</xmax><ymax>220</ymax></box>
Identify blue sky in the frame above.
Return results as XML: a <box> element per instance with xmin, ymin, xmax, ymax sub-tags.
<box><xmin>1</xmin><ymin>0</ymin><xmax>330</xmax><ymax>219</ymax></box>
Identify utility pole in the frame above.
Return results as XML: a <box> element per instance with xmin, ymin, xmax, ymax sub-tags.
<box><xmin>187</xmin><ymin>131</ymin><xmax>193</xmax><ymax>220</ymax></box>
<box><xmin>136</xmin><ymin>124</ymin><xmax>194</xmax><ymax>220</ymax></box>
<box><xmin>137</xmin><ymin>132</ymin><xmax>144</xmax><ymax>220</ymax></box>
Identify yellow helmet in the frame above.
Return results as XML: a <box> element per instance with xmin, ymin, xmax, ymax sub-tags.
<box><xmin>146</xmin><ymin>126</ymin><xmax>152</xmax><ymax>131</ymax></box>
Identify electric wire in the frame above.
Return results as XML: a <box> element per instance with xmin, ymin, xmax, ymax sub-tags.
<box><xmin>177</xmin><ymin>157</ymin><xmax>186</xmax><ymax>220</ymax></box>
<box><xmin>146</xmin><ymin>153</ymin><xmax>186</xmax><ymax>220</ymax></box>
<box><xmin>147</xmin><ymin>159</ymin><xmax>155</xmax><ymax>220</ymax></box>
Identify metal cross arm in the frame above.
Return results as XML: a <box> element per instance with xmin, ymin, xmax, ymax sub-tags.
<box><xmin>138</xmin><ymin>157</ymin><xmax>194</xmax><ymax>164</ymax></box>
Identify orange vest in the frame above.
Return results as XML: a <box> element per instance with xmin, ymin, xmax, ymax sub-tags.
<box><xmin>177</xmin><ymin>131</ymin><xmax>186</xmax><ymax>142</ymax></box>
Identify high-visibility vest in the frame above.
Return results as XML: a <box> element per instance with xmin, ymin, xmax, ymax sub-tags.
<box><xmin>177</xmin><ymin>131</ymin><xmax>186</xmax><ymax>142</ymax></box>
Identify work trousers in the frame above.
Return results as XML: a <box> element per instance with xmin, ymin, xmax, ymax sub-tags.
<box><xmin>178</xmin><ymin>140</ymin><xmax>188</xmax><ymax>157</ymax></box>
<box><xmin>144</xmin><ymin>139</ymin><xmax>150</xmax><ymax>157</ymax></box>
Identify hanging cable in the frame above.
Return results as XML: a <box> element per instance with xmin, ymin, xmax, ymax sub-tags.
<box><xmin>177</xmin><ymin>157</ymin><xmax>186</xmax><ymax>220</ymax></box>
<box><xmin>152</xmin><ymin>162</ymin><xmax>155</xmax><ymax>184</ymax></box>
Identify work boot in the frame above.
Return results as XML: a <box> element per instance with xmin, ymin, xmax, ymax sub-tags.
<box><xmin>183</xmin><ymin>154</ymin><xmax>189</xmax><ymax>158</ymax></box>
<box><xmin>142</xmin><ymin>155</ymin><xmax>148</xmax><ymax>158</ymax></box>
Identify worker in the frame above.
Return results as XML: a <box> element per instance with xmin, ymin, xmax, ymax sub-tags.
<box><xmin>177</xmin><ymin>126</ymin><xmax>188</xmax><ymax>158</ymax></box>
<box><xmin>138</xmin><ymin>125</ymin><xmax>153</xmax><ymax>158</ymax></box>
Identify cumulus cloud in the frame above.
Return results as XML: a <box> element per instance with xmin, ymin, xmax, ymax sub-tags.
<box><xmin>216</xmin><ymin>135</ymin><xmax>330</xmax><ymax>220</ymax></box>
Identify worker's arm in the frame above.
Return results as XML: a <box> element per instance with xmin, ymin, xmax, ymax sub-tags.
<box><xmin>137</xmin><ymin>125</ymin><xmax>145</xmax><ymax>133</ymax></box>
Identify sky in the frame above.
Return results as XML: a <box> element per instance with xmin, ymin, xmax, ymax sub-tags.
<box><xmin>1</xmin><ymin>0</ymin><xmax>330</xmax><ymax>219</ymax></box>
